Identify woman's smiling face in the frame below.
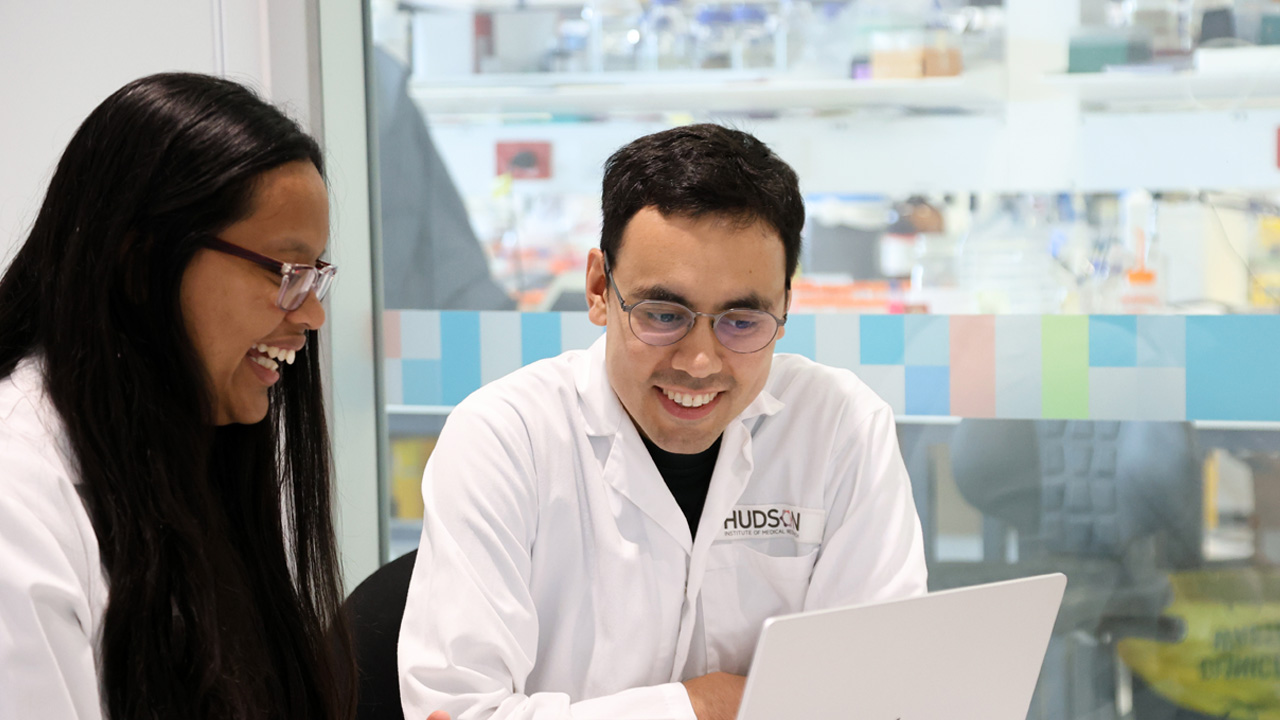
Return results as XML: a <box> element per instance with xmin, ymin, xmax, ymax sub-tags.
<box><xmin>179</xmin><ymin>160</ymin><xmax>330</xmax><ymax>425</ymax></box>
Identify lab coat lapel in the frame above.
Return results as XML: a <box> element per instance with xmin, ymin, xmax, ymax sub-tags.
<box><xmin>600</xmin><ymin>428</ymin><xmax>694</xmax><ymax>553</ymax></box>
<box><xmin>576</xmin><ymin>336</ymin><xmax>693</xmax><ymax>553</ymax></box>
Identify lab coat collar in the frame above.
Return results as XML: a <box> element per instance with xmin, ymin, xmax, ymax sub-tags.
<box><xmin>9</xmin><ymin>355</ymin><xmax>80</xmax><ymax>485</ymax></box>
<box><xmin>575</xmin><ymin>336</ymin><xmax>625</xmax><ymax>439</ymax></box>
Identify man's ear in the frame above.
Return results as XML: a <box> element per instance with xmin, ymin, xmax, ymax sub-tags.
<box><xmin>585</xmin><ymin>248</ymin><xmax>609</xmax><ymax>328</ymax></box>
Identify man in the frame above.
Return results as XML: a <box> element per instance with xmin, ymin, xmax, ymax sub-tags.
<box><xmin>400</xmin><ymin>124</ymin><xmax>927</xmax><ymax>720</ymax></box>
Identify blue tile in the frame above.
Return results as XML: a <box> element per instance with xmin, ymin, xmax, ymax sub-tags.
<box><xmin>774</xmin><ymin>313</ymin><xmax>815</xmax><ymax>359</ymax></box>
<box><xmin>401</xmin><ymin>359</ymin><xmax>442</xmax><ymax>406</ymax></box>
<box><xmin>861</xmin><ymin>315</ymin><xmax>905</xmax><ymax>365</ymax></box>
<box><xmin>1089</xmin><ymin>316</ymin><xmax>1137</xmax><ymax>367</ymax></box>
<box><xmin>905</xmin><ymin>365</ymin><xmax>950</xmax><ymax>416</ymax></box>
<box><xmin>441</xmin><ymin>311</ymin><xmax>482</xmax><ymax>405</ymax></box>
<box><xmin>1186</xmin><ymin>316</ymin><xmax>1280</xmax><ymax>421</ymax></box>
<box><xmin>521</xmin><ymin>313</ymin><xmax>562</xmax><ymax>365</ymax></box>
<box><xmin>1137</xmin><ymin>316</ymin><xmax>1186</xmax><ymax>367</ymax></box>
<box><xmin>904</xmin><ymin>315</ymin><xmax>950</xmax><ymax>366</ymax></box>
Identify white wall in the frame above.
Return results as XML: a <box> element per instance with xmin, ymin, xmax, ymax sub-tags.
<box><xmin>0</xmin><ymin>2</ymin><xmax>213</xmax><ymax>266</ymax></box>
<box><xmin>0</xmin><ymin>0</ymin><xmax>383</xmax><ymax>589</ymax></box>
<box><xmin>0</xmin><ymin>0</ymin><xmax>321</xmax><ymax>268</ymax></box>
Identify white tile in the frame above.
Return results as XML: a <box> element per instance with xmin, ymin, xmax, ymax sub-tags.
<box><xmin>815</xmin><ymin>313</ymin><xmax>860</xmax><ymax>371</ymax></box>
<box><xmin>383</xmin><ymin>358</ymin><xmax>403</xmax><ymax>406</ymax></box>
<box><xmin>399</xmin><ymin>311</ymin><xmax>441</xmax><ymax>360</ymax></box>
<box><xmin>852</xmin><ymin>364</ymin><xmax>906</xmax><ymax>416</ymax></box>
<box><xmin>560</xmin><ymin>312</ymin><xmax>604</xmax><ymax>351</ymax></box>
<box><xmin>480</xmin><ymin>312</ymin><xmax>522</xmax><ymax>385</ymax></box>
<box><xmin>996</xmin><ymin>315</ymin><xmax>1042</xmax><ymax>418</ymax></box>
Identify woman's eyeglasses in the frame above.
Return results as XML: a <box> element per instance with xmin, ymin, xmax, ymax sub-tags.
<box><xmin>198</xmin><ymin>236</ymin><xmax>337</xmax><ymax>312</ymax></box>
<box><xmin>604</xmin><ymin>258</ymin><xmax>785</xmax><ymax>354</ymax></box>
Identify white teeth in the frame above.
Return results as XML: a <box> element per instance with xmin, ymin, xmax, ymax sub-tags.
<box><xmin>250</xmin><ymin>355</ymin><xmax>279</xmax><ymax>372</ymax></box>
<box><xmin>663</xmin><ymin>388</ymin><xmax>718</xmax><ymax>408</ymax></box>
<box><xmin>253</xmin><ymin>343</ymin><xmax>296</xmax><ymax>366</ymax></box>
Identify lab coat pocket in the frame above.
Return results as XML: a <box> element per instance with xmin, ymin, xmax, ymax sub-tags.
<box><xmin>700</xmin><ymin>544</ymin><xmax>819</xmax><ymax>675</ymax></box>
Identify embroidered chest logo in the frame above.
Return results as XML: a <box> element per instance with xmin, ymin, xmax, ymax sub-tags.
<box><xmin>718</xmin><ymin>504</ymin><xmax>824</xmax><ymax>544</ymax></box>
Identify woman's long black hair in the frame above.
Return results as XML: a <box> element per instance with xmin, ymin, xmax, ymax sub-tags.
<box><xmin>0</xmin><ymin>73</ymin><xmax>355</xmax><ymax>719</ymax></box>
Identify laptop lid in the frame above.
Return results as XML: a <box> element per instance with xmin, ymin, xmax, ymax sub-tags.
<box><xmin>735</xmin><ymin>573</ymin><xmax>1067</xmax><ymax>720</ymax></box>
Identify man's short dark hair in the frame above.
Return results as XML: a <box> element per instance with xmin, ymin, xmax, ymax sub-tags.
<box><xmin>600</xmin><ymin>124</ymin><xmax>804</xmax><ymax>287</ymax></box>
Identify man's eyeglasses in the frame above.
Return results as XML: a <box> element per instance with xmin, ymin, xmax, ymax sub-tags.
<box><xmin>197</xmin><ymin>236</ymin><xmax>337</xmax><ymax>312</ymax></box>
<box><xmin>604</xmin><ymin>258</ymin><xmax>786</xmax><ymax>354</ymax></box>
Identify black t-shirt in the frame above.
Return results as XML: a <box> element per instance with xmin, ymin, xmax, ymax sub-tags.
<box><xmin>641</xmin><ymin>434</ymin><xmax>723</xmax><ymax>541</ymax></box>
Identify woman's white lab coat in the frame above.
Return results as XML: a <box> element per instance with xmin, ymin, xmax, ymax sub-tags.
<box><xmin>0</xmin><ymin>358</ymin><xmax>107</xmax><ymax>720</ymax></box>
<box><xmin>399</xmin><ymin>337</ymin><xmax>927</xmax><ymax>720</ymax></box>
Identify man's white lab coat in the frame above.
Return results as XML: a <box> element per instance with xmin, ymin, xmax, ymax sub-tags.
<box><xmin>399</xmin><ymin>337</ymin><xmax>927</xmax><ymax>720</ymax></box>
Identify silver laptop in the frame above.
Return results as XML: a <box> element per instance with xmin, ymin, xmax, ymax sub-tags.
<box><xmin>736</xmin><ymin>573</ymin><xmax>1067</xmax><ymax>720</ymax></box>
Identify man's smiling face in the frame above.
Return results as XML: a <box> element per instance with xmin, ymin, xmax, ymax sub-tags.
<box><xmin>586</xmin><ymin>206</ymin><xmax>789</xmax><ymax>454</ymax></box>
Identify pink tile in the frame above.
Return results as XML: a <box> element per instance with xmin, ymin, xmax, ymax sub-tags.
<box><xmin>950</xmin><ymin>315</ymin><xmax>995</xmax><ymax>418</ymax></box>
<box><xmin>384</xmin><ymin>311</ymin><xmax>401</xmax><ymax>359</ymax></box>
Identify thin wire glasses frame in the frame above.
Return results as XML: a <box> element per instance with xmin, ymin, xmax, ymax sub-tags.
<box><xmin>197</xmin><ymin>235</ymin><xmax>337</xmax><ymax>312</ymax></box>
<box><xmin>603</xmin><ymin>256</ymin><xmax>787</xmax><ymax>354</ymax></box>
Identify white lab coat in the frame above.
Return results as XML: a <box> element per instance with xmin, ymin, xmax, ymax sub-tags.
<box><xmin>0</xmin><ymin>358</ymin><xmax>108</xmax><ymax>720</ymax></box>
<box><xmin>400</xmin><ymin>337</ymin><xmax>927</xmax><ymax>720</ymax></box>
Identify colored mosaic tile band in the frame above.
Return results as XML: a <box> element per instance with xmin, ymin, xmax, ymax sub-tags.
<box><xmin>383</xmin><ymin>311</ymin><xmax>1280</xmax><ymax>422</ymax></box>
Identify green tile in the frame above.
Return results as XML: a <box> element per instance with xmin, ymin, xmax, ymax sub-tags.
<box><xmin>1042</xmin><ymin>316</ymin><xmax>1089</xmax><ymax>418</ymax></box>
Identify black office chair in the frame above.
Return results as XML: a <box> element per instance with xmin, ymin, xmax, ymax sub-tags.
<box><xmin>344</xmin><ymin>549</ymin><xmax>418</xmax><ymax>720</ymax></box>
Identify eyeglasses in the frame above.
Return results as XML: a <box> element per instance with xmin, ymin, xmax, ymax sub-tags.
<box><xmin>604</xmin><ymin>258</ymin><xmax>786</xmax><ymax>354</ymax></box>
<box><xmin>197</xmin><ymin>236</ymin><xmax>337</xmax><ymax>312</ymax></box>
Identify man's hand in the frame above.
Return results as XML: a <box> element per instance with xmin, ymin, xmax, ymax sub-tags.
<box><xmin>682</xmin><ymin>672</ymin><xmax>746</xmax><ymax>720</ymax></box>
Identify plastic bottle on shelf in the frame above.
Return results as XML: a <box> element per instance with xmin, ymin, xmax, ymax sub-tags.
<box><xmin>781</xmin><ymin>0</ymin><xmax>827</xmax><ymax>75</ymax></box>
<box><xmin>775</xmin><ymin>0</ymin><xmax>812</xmax><ymax>73</ymax></box>
<box><xmin>640</xmin><ymin>0</ymin><xmax>692</xmax><ymax>71</ymax></box>
<box><xmin>730</xmin><ymin>3</ymin><xmax>775</xmax><ymax>70</ymax></box>
<box><xmin>550</xmin><ymin>16</ymin><xmax>592</xmax><ymax>73</ymax></box>
<box><xmin>816</xmin><ymin>1</ymin><xmax>857</xmax><ymax>77</ymax></box>
<box><xmin>692</xmin><ymin>5</ymin><xmax>735</xmax><ymax>69</ymax></box>
<box><xmin>1118</xmin><ymin>190</ymin><xmax>1165</xmax><ymax>313</ymax></box>
<box><xmin>1119</xmin><ymin>228</ymin><xmax>1164</xmax><ymax>313</ymax></box>
<box><xmin>595</xmin><ymin>0</ymin><xmax>645</xmax><ymax>72</ymax></box>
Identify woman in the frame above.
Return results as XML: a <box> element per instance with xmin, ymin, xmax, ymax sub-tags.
<box><xmin>0</xmin><ymin>73</ymin><xmax>355</xmax><ymax>719</ymax></box>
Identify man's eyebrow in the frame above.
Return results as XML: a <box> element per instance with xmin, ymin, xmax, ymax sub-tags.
<box><xmin>717</xmin><ymin>293</ymin><xmax>773</xmax><ymax>312</ymax></box>
<box><xmin>627</xmin><ymin>284</ymin><xmax>692</xmax><ymax>306</ymax></box>
<box><xmin>627</xmin><ymin>284</ymin><xmax>775</xmax><ymax>312</ymax></box>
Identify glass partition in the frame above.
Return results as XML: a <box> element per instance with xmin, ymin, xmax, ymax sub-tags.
<box><xmin>363</xmin><ymin>0</ymin><xmax>1280</xmax><ymax>716</ymax></box>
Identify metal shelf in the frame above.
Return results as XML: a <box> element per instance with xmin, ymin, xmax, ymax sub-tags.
<box><xmin>409</xmin><ymin>66</ymin><xmax>1006</xmax><ymax>116</ymax></box>
<box><xmin>1044</xmin><ymin>68</ymin><xmax>1280</xmax><ymax>111</ymax></box>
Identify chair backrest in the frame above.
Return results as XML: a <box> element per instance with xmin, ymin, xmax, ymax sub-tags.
<box><xmin>950</xmin><ymin>419</ymin><xmax>1201</xmax><ymax>567</ymax></box>
<box><xmin>344</xmin><ymin>549</ymin><xmax>418</xmax><ymax>720</ymax></box>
